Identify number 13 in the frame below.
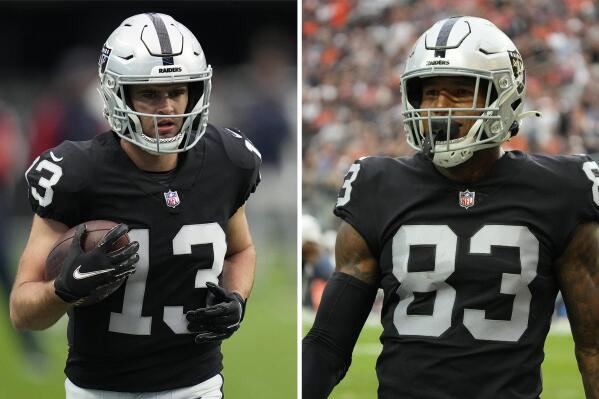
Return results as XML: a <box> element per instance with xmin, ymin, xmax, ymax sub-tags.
<box><xmin>108</xmin><ymin>223</ymin><xmax>226</xmax><ymax>335</ymax></box>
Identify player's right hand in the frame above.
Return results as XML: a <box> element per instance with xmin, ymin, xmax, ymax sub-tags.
<box><xmin>53</xmin><ymin>223</ymin><xmax>139</xmax><ymax>306</ymax></box>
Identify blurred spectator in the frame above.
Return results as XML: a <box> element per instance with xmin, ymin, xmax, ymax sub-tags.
<box><xmin>0</xmin><ymin>101</ymin><xmax>45</xmax><ymax>368</ymax></box>
<box><xmin>211</xmin><ymin>29</ymin><xmax>295</xmax><ymax>168</ymax></box>
<box><xmin>302</xmin><ymin>214</ymin><xmax>334</xmax><ymax>310</ymax></box>
<box><xmin>239</xmin><ymin>30</ymin><xmax>294</xmax><ymax>168</ymax></box>
<box><xmin>28</xmin><ymin>47</ymin><xmax>107</xmax><ymax>161</ymax></box>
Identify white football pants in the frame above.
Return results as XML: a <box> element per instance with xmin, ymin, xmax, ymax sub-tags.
<box><xmin>65</xmin><ymin>373</ymin><xmax>223</xmax><ymax>399</ymax></box>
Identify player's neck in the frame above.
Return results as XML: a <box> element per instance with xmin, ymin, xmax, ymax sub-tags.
<box><xmin>434</xmin><ymin>146</ymin><xmax>504</xmax><ymax>183</ymax></box>
<box><xmin>120</xmin><ymin>140</ymin><xmax>178</xmax><ymax>172</ymax></box>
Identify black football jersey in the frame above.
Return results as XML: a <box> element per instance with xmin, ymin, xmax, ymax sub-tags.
<box><xmin>25</xmin><ymin>125</ymin><xmax>261</xmax><ymax>392</ymax></box>
<box><xmin>334</xmin><ymin>151</ymin><xmax>599</xmax><ymax>399</ymax></box>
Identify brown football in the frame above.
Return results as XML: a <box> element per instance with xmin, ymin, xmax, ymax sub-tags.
<box><xmin>45</xmin><ymin>220</ymin><xmax>130</xmax><ymax>281</ymax></box>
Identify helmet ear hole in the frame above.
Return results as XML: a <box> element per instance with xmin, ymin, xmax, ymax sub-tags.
<box><xmin>509</xmin><ymin>121</ymin><xmax>520</xmax><ymax>137</ymax></box>
<box><xmin>511</xmin><ymin>98</ymin><xmax>522</xmax><ymax>111</ymax></box>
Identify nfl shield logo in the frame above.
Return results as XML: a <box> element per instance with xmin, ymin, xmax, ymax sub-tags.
<box><xmin>459</xmin><ymin>190</ymin><xmax>475</xmax><ymax>209</ymax></box>
<box><xmin>164</xmin><ymin>190</ymin><xmax>181</xmax><ymax>208</ymax></box>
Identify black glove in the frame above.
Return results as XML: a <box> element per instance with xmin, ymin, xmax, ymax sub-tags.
<box><xmin>54</xmin><ymin>223</ymin><xmax>139</xmax><ymax>306</ymax></box>
<box><xmin>186</xmin><ymin>282</ymin><xmax>246</xmax><ymax>344</ymax></box>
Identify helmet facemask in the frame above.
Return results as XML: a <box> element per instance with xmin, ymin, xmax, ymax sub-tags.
<box><xmin>100</xmin><ymin>69</ymin><xmax>212</xmax><ymax>154</ymax></box>
<box><xmin>400</xmin><ymin>16</ymin><xmax>541</xmax><ymax>168</ymax></box>
<box><xmin>402</xmin><ymin>71</ymin><xmax>519</xmax><ymax>168</ymax></box>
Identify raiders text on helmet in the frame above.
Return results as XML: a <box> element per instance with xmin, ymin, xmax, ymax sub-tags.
<box><xmin>98</xmin><ymin>13</ymin><xmax>212</xmax><ymax>154</ymax></box>
<box><xmin>401</xmin><ymin>16</ymin><xmax>540</xmax><ymax>167</ymax></box>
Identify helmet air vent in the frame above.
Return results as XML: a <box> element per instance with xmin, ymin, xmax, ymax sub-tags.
<box><xmin>511</xmin><ymin>98</ymin><xmax>522</xmax><ymax>111</ymax></box>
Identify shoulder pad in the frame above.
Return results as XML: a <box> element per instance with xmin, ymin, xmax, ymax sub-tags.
<box><xmin>215</xmin><ymin>126</ymin><xmax>262</xmax><ymax>170</ymax></box>
<box><xmin>25</xmin><ymin>140</ymin><xmax>93</xmax><ymax>208</ymax></box>
<box><xmin>528</xmin><ymin>153</ymin><xmax>599</xmax><ymax>209</ymax></box>
<box><xmin>346</xmin><ymin>156</ymin><xmax>389</xmax><ymax>184</ymax></box>
<box><xmin>531</xmin><ymin>153</ymin><xmax>592</xmax><ymax>185</ymax></box>
<box><xmin>587</xmin><ymin>153</ymin><xmax>599</xmax><ymax>165</ymax></box>
<box><xmin>26</xmin><ymin>141</ymin><xmax>93</xmax><ymax>189</ymax></box>
<box><xmin>24</xmin><ymin>140</ymin><xmax>95</xmax><ymax>226</ymax></box>
<box><xmin>334</xmin><ymin>156</ymin><xmax>390</xmax><ymax>258</ymax></box>
<box><xmin>335</xmin><ymin>156</ymin><xmax>379</xmax><ymax>208</ymax></box>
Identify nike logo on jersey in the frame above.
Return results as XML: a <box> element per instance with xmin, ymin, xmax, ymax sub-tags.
<box><xmin>73</xmin><ymin>265</ymin><xmax>115</xmax><ymax>280</ymax></box>
<box><xmin>50</xmin><ymin>151</ymin><xmax>63</xmax><ymax>162</ymax></box>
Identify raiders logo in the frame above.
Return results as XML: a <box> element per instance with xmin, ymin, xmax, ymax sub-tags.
<box><xmin>158</xmin><ymin>66</ymin><xmax>183</xmax><ymax>73</ymax></box>
<box><xmin>508</xmin><ymin>50</ymin><xmax>525</xmax><ymax>94</ymax></box>
<box><xmin>99</xmin><ymin>45</ymin><xmax>111</xmax><ymax>74</ymax></box>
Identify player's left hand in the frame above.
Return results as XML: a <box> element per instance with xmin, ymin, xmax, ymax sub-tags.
<box><xmin>186</xmin><ymin>282</ymin><xmax>246</xmax><ymax>344</ymax></box>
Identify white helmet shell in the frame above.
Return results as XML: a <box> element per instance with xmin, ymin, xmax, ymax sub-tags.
<box><xmin>99</xmin><ymin>13</ymin><xmax>212</xmax><ymax>154</ymax></box>
<box><xmin>401</xmin><ymin>16</ymin><xmax>537</xmax><ymax>168</ymax></box>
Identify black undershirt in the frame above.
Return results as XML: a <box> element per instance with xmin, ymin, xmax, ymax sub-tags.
<box><xmin>142</xmin><ymin>152</ymin><xmax>186</xmax><ymax>186</ymax></box>
<box><xmin>144</xmin><ymin>168</ymin><xmax>178</xmax><ymax>186</ymax></box>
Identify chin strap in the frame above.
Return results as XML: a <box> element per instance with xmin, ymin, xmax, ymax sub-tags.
<box><xmin>421</xmin><ymin>131</ymin><xmax>437</xmax><ymax>160</ymax></box>
<box><xmin>422</xmin><ymin>120</ymin><xmax>462</xmax><ymax>160</ymax></box>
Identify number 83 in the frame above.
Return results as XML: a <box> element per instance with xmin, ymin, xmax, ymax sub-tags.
<box><xmin>392</xmin><ymin>224</ymin><xmax>538</xmax><ymax>343</ymax></box>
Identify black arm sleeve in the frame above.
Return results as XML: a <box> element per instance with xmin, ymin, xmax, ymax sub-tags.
<box><xmin>302</xmin><ymin>272</ymin><xmax>377</xmax><ymax>399</ymax></box>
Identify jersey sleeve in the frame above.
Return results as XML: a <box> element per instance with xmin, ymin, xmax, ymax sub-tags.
<box><xmin>543</xmin><ymin>154</ymin><xmax>599</xmax><ymax>256</ymax></box>
<box><xmin>217</xmin><ymin>127</ymin><xmax>262</xmax><ymax>211</ymax></box>
<box><xmin>574</xmin><ymin>154</ymin><xmax>599</xmax><ymax>222</ymax></box>
<box><xmin>24</xmin><ymin>141</ymin><xmax>91</xmax><ymax>226</ymax></box>
<box><xmin>334</xmin><ymin>157</ymin><xmax>385</xmax><ymax>258</ymax></box>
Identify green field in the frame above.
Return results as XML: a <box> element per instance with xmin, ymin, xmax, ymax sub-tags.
<box><xmin>303</xmin><ymin>319</ymin><xmax>584</xmax><ymax>399</ymax></box>
<box><xmin>0</xmin><ymin>259</ymin><xmax>296</xmax><ymax>398</ymax></box>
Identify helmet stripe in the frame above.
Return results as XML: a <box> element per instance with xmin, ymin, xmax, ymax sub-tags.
<box><xmin>434</xmin><ymin>16</ymin><xmax>461</xmax><ymax>58</ymax></box>
<box><xmin>147</xmin><ymin>13</ymin><xmax>174</xmax><ymax>66</ymax></box>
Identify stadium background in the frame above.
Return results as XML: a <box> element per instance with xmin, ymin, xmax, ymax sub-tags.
<box><xmin>302</xmin><ymin>0</ymin><xmax>598</xmax><ymax>398</ymax></box>
<box><xmin>0</xmin><ymin>1</ymin><xmax>297</xmax><ymax>398</ymax></box>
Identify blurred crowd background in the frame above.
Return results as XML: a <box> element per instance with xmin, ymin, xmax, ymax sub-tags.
<box><xmin>0</xmin><ymin>1</ymin><xmax>296</xmax><ymax>396</ymax></box>
<box><xmin>301</xmin><ymin>0</ymin><xmax>593</xmax><ymax>314</ymax></box>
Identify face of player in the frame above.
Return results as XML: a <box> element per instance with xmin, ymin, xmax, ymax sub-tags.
<box><xmin>419</xmin><ymin>76</ymin><xmax>488</xmax><ymax>140</ymax></box>
<box><xmin>129</xmin><ymin>83</ymin><xmax>189</xmax><ymax>138</ymax></box>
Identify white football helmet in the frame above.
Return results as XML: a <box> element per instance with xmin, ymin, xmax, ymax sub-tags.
<box><xmin>98</xmin><ymin>13</ymin><xmax>212</xmax><ymax>154</ymax></box>
<box><xmin>401</xmin><ymin>16</ymin><xmax>540</xmax><ymax>167</ymax></box>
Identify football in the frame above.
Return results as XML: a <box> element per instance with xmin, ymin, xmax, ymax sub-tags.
<box><xmin>45</xmin><ymin>220</ymin><xmax>130</xmax><ymax>281</ymax></box>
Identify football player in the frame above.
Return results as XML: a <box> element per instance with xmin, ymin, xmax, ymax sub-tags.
<box><xmin>10</xmin><ymin>13</ymin><xmax>261</xmax><ymax>399</ymax></box>
<box><xmin>303</xmin><ymin>16</ymin><xmax>599</xmax><ymax>398</ymax></box>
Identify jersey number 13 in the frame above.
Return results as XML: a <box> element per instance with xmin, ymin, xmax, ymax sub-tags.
<box><xmin>108</xmin><ymin>224</ymin><xmax>226</xmax><ymax>335</ymax></box>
